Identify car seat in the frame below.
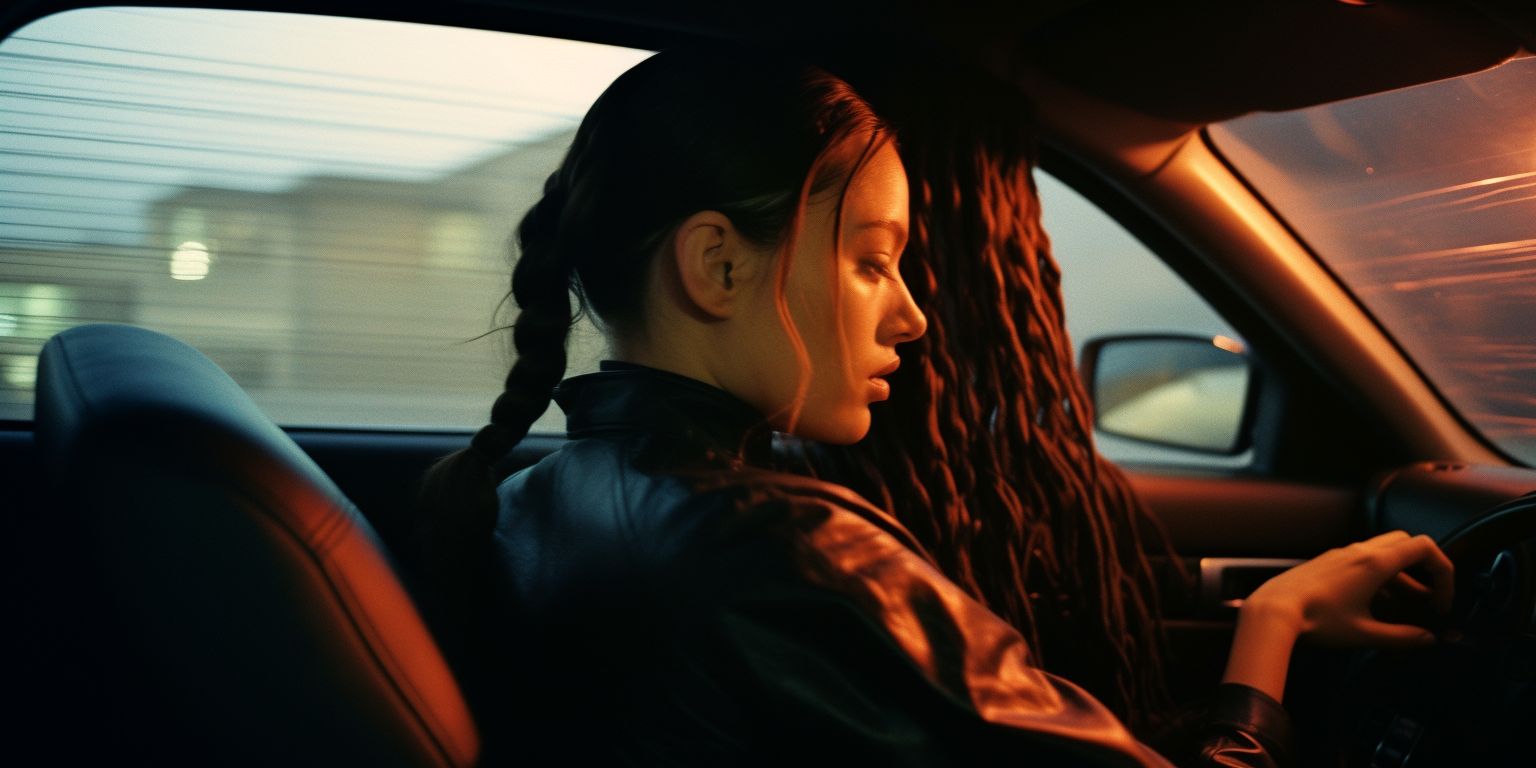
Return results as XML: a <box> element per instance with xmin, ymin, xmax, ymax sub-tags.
<box><xmin>32</xmin><ymin>323</ymin><xmax>479</xmax><ymax>767</ymax></box>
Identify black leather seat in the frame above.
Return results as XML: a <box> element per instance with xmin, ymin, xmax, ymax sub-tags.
<box><xmin>33</xmin><ymin>323</ymin><xmax>480</xmax><ymax>767</ymax></box>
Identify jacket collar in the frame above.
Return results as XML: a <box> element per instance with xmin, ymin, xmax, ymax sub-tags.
<box><xmin>551</xmin><ymin>360</ymin><xmax>774</xmax><ymax>467</ymax></box>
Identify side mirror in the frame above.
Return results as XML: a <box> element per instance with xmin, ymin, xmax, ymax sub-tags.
<box><xmin>1079</xmin><ymin>334</ymin><xmax>1257</xmax><ymax>455</ymax></box>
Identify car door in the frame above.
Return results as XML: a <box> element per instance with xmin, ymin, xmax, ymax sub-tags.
<box><xmin>1030</xmin><ymin>155</ymin><xmax>1382</xmax><ymax>725</ymax></box>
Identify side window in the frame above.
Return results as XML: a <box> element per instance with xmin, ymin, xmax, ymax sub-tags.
<box><xmin>0</xmin><ymin>8</ymin><xmax>646</xmax><ymax>431</ymax></box>
<box><xmin>1036</xmin><ymin>170</ymin><xmax>1251</xmax><ymax>469</ymax></box>
<box><xmin>0</xmin><ymin>7</ymin><xmax>1254</xmax><ymax>458</ymax></box>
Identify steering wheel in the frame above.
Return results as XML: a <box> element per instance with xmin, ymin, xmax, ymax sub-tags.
<box><xmin>1337</xmin><ymin>494</ymin><xmax>1536</xmax><ymax>767</ymax></box>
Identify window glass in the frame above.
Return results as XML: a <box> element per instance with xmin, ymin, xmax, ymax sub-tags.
<box><xmin>1209</xmin><ymin>57</ymin><xmax>1536</xmax><ymax>466</ymax></box>
<box><xmin>1037</xmin><ymin>171</ymin><xmax>1249</xmax><ymax>468</ymax></box>
<box><xmin>0</xmin><ymin>8</ymin><xmax>646</xmax><ymax>430</ymax></box>
<box><xmin>0</xmin><ymin>7</ymin><xmax>1245</xmax><ymax>457</ymax></box>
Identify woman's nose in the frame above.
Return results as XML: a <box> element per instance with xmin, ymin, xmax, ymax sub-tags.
<box><xmin>884</xmin><ymin>276</ymin><xmax>927</xmax><ymax>344</ymax></box>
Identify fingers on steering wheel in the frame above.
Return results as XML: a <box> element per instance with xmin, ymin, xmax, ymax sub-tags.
<box><xmin>1363</xmin><ymin>530</ymin><xmax>1413</xmax><ymax>545</ymax></box>
<box><xmin>1353</xmin><ymin>616</ymin><xmax>1438</xmax><ymax>647</ymax></box>
<box><xmin>1377</xmin><ymin>532</ymin><xmax>1455</xmax><ymax>616</ymax></box>
<box><xmin>1386</xmin><ymin>571</ymin><xmax>1430</xmax><ymax>596</ymax></box>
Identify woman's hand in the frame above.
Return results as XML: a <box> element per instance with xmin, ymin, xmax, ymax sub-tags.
<box><xmin>1248</xmin><ymin>530</ymin><xmax>1453</xmax><ymax>645</ymax></box>
<box><xmin>1220</xmin><ymin>530</ymin><xmax>1454</xmax><ymax>702</ymax></box>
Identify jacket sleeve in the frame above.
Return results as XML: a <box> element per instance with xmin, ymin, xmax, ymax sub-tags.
<box><xmin>659</xmin><ymin>489</ymin><xmax>1293</xmax><ymax>767</ymax></box>
<box><xmin>1193</xmin><ymin>683</ymin><xmax>1293</xmax><ymax>768</ymax></box>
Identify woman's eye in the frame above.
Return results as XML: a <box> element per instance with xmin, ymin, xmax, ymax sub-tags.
<box><xmin>860</xmin><ymin>257</ymin><xmax>893</xmax><ymax>279</ymax></box>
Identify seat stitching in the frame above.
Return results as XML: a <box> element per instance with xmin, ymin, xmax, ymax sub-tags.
<box><xmin>322</xmin><ymin>546</ymin><xmax>467</xmax><ymax>766</ymax></box>
<box><xmin>230</xmin><ymin>483</ymin><xmax>471</xmax><ymax>767</ymax></box>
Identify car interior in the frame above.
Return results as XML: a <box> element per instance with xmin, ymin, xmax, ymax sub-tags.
<box><xmin>4</xmin><ymin>1</ymin><xmax>1535</xmax><ymax>766</ymax></box>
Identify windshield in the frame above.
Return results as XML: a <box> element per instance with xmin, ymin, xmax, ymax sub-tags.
<box><xmin>1209</xmin><ymin>56</ymin><xmax>1536</xmax><ymax>466</ymax></box>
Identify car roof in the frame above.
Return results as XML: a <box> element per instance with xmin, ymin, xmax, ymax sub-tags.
<box><xmin>1</xmin><ymin>1</ymin><xmax>1526</xmax><ymax>110</ymax></box>
<box><xmin>2</xmin><ymin>0</ymin><xmax>1527</xmax><ymax>177</ymax></box>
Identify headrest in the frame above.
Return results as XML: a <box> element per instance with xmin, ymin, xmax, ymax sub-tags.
<box><xmin>34</xmin><ymin>324</ymin><xmax>480</xmax><ymax>767</ymax></box>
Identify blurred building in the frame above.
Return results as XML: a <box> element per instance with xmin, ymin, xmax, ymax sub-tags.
<box><xmin>3</xmin><ymin>129</ymin><xmax>604</xmax><ymax>428</ymax></box>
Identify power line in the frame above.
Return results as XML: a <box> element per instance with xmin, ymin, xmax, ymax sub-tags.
<box><xmin>0</xmin><ymin>60</ymin><xmax>578</xmax><ymax>126</ymax></box>
<box><xmin>0</xmin><ymin>103</ymin><xmax>549</xmax><ymax>147</ymax></box>
<box><xmin>0</xmin><ymin>130</ymin><xmax>467</xmax><ymax>176</ymax></box>
<box><xmin>0</xmin><ymin>88</ymin><xmax>569</xmax><ymax>142</ymax></box>
<box><xmin>1</xmin><ymin>38</ymin><xmax>588</xmax><ymax>115</ymax></box>
<box><xmin>0</xmin><ymin>166</ymin><xmax>538</xmax><ymax>195</ymax></box>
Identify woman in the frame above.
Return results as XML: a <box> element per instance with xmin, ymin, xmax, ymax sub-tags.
<box><xmin>793</xmin><ymin>59</ymin><xmax>1183</xmax><ymax>736</ymax></box>
<box><xmin>415</xmin><ymin>48</ymin><xmax>1452</xmax><ymax>766</ymax></box>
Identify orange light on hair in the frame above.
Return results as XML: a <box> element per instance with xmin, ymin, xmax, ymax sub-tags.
<box><xmin>767</xmin><ymin>153</ymin><xmax>816</xmax><ymax>435</ymax></box>
<box><xmin>767</xmin><ymin>125</ymin><xmax>892</xmax><ymax>436</ymax></box>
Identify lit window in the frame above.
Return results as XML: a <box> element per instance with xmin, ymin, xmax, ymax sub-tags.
<box><xmin>170</xmin><ymin>241</ymin><xmax>212</xmax><ymax>281</ymax></box>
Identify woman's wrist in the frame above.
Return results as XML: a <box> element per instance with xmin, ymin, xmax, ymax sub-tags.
<box><xmin>1219</xmin><ymin>597</ymin><xmax>1303</xmax><ymax>704</ymax></box>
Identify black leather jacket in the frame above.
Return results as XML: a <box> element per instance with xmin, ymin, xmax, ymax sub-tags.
<box><xmin>483</xmin><ymin>361</ymin><xmax>1292</xmax><ymax>766</ymax></box>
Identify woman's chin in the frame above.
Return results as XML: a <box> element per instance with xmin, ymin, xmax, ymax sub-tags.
<box><xmin>792</xmin><ymin>409</ymin><xmax>872</xmax><ymax>445</ymax></box>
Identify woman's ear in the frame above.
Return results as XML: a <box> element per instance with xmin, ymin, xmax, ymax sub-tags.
<box><xmin>673</xmin><ymin>210</ymin><xmax>750</xmax><ymax>320</ymax></box>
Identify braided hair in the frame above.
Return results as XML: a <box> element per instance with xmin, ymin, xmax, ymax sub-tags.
<box><xmin>804</xmin><ymin>60</ymin><xmax>1183</xmax><ymax>733</ymax></box>
<box><xmin>414</xmin><ymin>47</ymin><xmax>888</xmax><ymax>625</ymax></box>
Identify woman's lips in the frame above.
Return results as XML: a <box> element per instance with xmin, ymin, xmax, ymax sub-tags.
<box><xmin>868</xmin><ymin>377</ymin><xmax>891</xmax><ymax>400</ymax></box>
<box><xmin>868</xmin><ymin>358</ymin><xmax>899</xmax><ymax>400</ymax></box>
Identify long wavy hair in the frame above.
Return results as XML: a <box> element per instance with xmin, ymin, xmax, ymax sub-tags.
<box><xmin>800</xmin><ymin>60</ymin><xmax>1182</xmax><ymax>732</ymax></box>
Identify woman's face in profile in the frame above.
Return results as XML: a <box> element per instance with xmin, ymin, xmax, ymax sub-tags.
<box><xmin>734</xmin><ymin>141</ymin><xmax>928</xmax><ymax>444</ymax></box>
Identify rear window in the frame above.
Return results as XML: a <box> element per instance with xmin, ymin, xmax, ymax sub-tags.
<box><xmin>0</xmin><ymin>7</ymin><xmax>648</xmax><ymax>429</ymax></box>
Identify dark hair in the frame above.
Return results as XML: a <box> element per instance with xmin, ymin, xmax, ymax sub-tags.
<box><xmin>414</xmin><ymin>49</ymin><xmax>888</xmax><ymax>616</ymax></box>
<box><xmin>801</xmin><ymin>59</ymin><xmax>1182</xmax><ymax>733</ymax></box>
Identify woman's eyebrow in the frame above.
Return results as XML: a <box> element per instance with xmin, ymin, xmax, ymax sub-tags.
<box><xmin>856</xmin><ymin>219</ymin><xmax>908</xmax><ymax>242</ymax></box>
